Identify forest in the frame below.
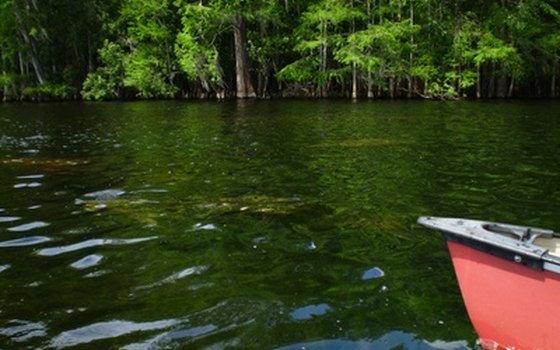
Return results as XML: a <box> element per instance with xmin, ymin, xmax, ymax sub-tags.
<box><xmin>0</xmin><ymin>0</ymin><xmax>559</xmax><ymax>101</ymax></box>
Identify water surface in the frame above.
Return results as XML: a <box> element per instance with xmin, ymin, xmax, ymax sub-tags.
<box><xmin>1</xmin><ymin>100</ymin><xmax>560</xmax><ymax>349</ymax></box>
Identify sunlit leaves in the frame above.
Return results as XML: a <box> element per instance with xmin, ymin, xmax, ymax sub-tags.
<box><xmin>123</xmin><ymin>49</ymin><xmax>178</xmax><ymax>98</ymax></box>
<box><xmin>81</xmin><ymin>0</ymin><xmax>179</xmax><ymax>99</ymax></box>
<box><xmin>474</xmin><ymin>33</ymin><xmax>517</xmax><ymax>67</ymax></box>
<box><xmin>174</xmin><ymin>2</ymin><xmax>224</xmax><ymax>93</ymax></box>
<box><xmin>301</xmin><ymin>0</ymin><xmax>362</xmax><ymax>29</ymax></box>
<box><xmin>277</xmin><ymin>0</ymin><xmax>358</xmax><ymax>93</ymax></box>
<box><xmin>81</xmin><ymin>40</ymin><xmax>125</xmax><ymax>100</ymax></box>
<box><xmin>277</xmin><ymin>56</ymin><xmax>320</xmax><ymax>82</ymax></box>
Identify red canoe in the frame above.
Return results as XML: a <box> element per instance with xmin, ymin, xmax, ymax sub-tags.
<box><xmin>418</xmin><ymin>216</ymin><xmax>560</xmax><ymax>350</ymax></box>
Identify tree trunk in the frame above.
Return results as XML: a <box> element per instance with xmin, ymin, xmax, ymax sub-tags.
<box><xmin>351</xmin><ymin>0</ymin><xmax>357</xmax><ymax>100</ymax></box>
<box><xmin>320</xmin><ymin>20</ymin><xmax>328</xmax><ymax>98</ymax></box>
<box><xmin>14</xmin><ymin>3</ymin><xmax>46</xmax><ymax>85</ymax></box>
<box><xmin>352</xmin><ymin>62</ymin><xmax>358</xmax><ymax>99</ymax></box>
<box><xmin>367</xmin><ymin>0</ymin><xmax>374</xmax><ymax>99</ymax></box>
<box><xmin>476</xmin><ymin>65</ymin><xmax>481</xmax><ymax>99</ymax></box>
<box><xmin>233</xmin><ymin>14</ymin><xmax>256</xmax><ymax>99</ymax></box>
<box><xmin>18</xmin><ymin>28</ymin><xmax>46</xmax><ymax>84</ymax></box>
<box><xmin>18</xmin><ymin>51</ymin><xmax>25</xmax><ymax>75</ymax></box>
<box><xmin>508</xmin><ymin>76</ymin><xmax>515</xmax><ymax>98</ymax></box>
<box><xmin>367</xmin><ymin>72</ymin><xmax>374</xmax><ymax>98</ymax></box>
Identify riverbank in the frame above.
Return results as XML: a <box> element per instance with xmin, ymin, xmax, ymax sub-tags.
<box><xmin>3</xmin><ymin>84</ymin><xmax>559</xmax><ymax>103</ymax></box>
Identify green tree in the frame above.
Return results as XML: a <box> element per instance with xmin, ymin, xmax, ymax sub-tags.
<box><xmin>0</xmin><ymin>0</ymin><xmax>17</xmax><ymax>100</ymax></box>
<box><xmin>336</xmin><ymin>18</ymin><xmax>418</xmax><ymax>98</ymax></box>
<box><xmin>473</xmin><ymin>31</ymin><xmax>520</xmax><ymax>98</ymax></box>
<box><xmin>121</xmin><ymin>0</ymin><xmax>179</xmax><ymax>98</ymax></box>
<box><xmin>175</xmin><ymin>0</ymin><xmax>273</xmax><ymax>99</ymax></box>
<box><xmin>81</xmin><ymin>40</ymin><xmax>125</xmax><ymax>100</ymax></box>
<box><xmin>174</xmin><ymin>2</ymin><xmax>225</xmax><ymax>98</ymax></box>
<box><xmin>278</xmin><ymin>0</ymin><xmax>360</xmax><ymax>97</ymax></box>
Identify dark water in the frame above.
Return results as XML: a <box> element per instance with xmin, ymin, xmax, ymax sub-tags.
<box><xmin>1</xmin><ymin>100</ymin><xmax>560</xmax><ymax>350</ymax></box>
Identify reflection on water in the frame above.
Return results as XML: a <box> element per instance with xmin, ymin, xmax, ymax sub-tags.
<box><xmin>83</xmin><ymin>188</ymin><xmax>126</xmax><ymax>199</ymax></box>
<box><xmin>49</xmin><ymin>319</ymin><xmax>181</xmax><ymax>349</ymax></box>
<box><xmin>137</xmin><ymin>265</ymin><xmax>208</xmax><ymax>290</ymax></box>
<box><xmin>0</xmin><ymin>216</ymin><xmax>20</xmax><ymax>223</ymax></box>
<box><xmin>0</xmin><ymin>236</ymin><xmax>51</xmax><ymax>247</ymax></box>
<box><xmin>7</xmin><ymin>221</ymin><xmax>49</xmax><ymax>232</ymax></box>
<box><xmin>16</xmin><ymin>174</ymin><xmax>45</xmax><ymax>180</ymax></box>
<box><xmin>1</xmin><ymin>100</ymin><xmax>560</xmax><ymax>349</ymax></box>
<box><xmin>0</xmin><ymin>320</ymin><xmax>47</xmax><ymax>343</ymax></box>
<box><xmin>13</xmin><ymin>182</ymin><xmax>41</xmax><ymax>188</ymax></box>
<box><xmin>290</xmin><ymin>303</ymin><xmax>331</xmax><ymax>320</ymax></box>
<box><xmin>37</xmin><ymin>237</ymin><xmax>158</xmax><ymax>256</ymax></box>
<box><xmin>362</xmin><ymin>266</ymin><xmax>385</xmax><ymax>280</ymax></box>
<box><xmin>69</xmin><ymin>254</ymin><xmax>104</xmax><ymax>270</ymax></box>
<box><xmin>276</xmin><ymin>330</ymin><xmax>470</xmax><ymax>350</ymax></box>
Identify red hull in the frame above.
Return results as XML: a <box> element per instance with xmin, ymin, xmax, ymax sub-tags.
<box><xmin>448</xmin><ymin>241</ymin><xmax>560</xmax><ymax>350</ymax></box>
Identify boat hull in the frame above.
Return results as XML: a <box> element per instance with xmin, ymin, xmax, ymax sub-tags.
<box><xmin>417</xmin><ymin>217</ymin><xmax>560</xmax><ymax>350</ymax></box>
<box><xmin>448</xmin><ymin>240</ymin><xmax>560</xmax><ymax>350</ymax></box>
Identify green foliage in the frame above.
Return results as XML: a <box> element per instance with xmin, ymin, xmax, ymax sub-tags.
<box><xmin>277</xmin><ymin>0</ymin><xmax>360</xmax><ymax>95</ymax></box>
<box><xmin>174</xmin><ymin>3</ymin><xmax>223</xmax><ymax>93</ymax></box>
<box><xmin>445</xmin><ymin>70</ymin><xmax>478</xmax><ymax>90</ymax></box>
<box><xmin>301</xmin><ymin>0</ymin><xmax>362</xmax><ymax>29</ymax></box>
<box><xmin>81</xmin><ymin>40</ymin><xmax>125</xmax><ymax>100</ymax></box>
<box><xmin>336</xmin><ymin>20</ymin><xmax>418</xmax><ymax>78</ymax></box>
<box><xmin>2</xmin><ymin>0</ymin><xmax>560</xmax><ymax>100</ymax></box>
<box><xmin>81</xmin><ymin>73</ymin><xmax>115</xmax><ymax>100</ymax></box>
<box><xmin>22</xmin><ymin>83</ymin><xmax>76</xmax><ymax>100</ymax></box>
<box><xmin>277</xmin><ymin>57</ymin><xmax>320</xmax><ymax>82</ymax></box>
<box><xmin>410</xmin><ymin>56</ymin><xmax>439</xmax><ymax>83</ymax></box>
<box><xmin>123</xmin><ymin>48</ymin><xmax>178</xmax><ymax>98</ymax></box>
<box><xmin>474</xmin><ymin>32</ymin><xmax>517</xmax><ymax>67</ymax></box>
<box><xmin>0</xmin><ymin>74</ymin><xmax>12</xmax><ymax>86</ymax></box>
<box><xmin>119</xmin><ymin>0</ymin><xmax>178</xmax><ymax>98</ymax></box>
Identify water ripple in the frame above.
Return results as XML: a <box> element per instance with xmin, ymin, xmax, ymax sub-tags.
<box><xmin>133</xmin><ymin>189</ymin><xmax>169</xmax><ymax>194</ymax></box>
<box><xmin>83</xmin><ymin>189</ymin><xmax>125</xmax><ymax>199</ymax></box>
<box><xmin>7</xmin><ymin>221</ymin><xmax>50</xmax><ymax>232</ymax></box>
<box><xmin>0</xmin><ymin>216</ymin><xmax>21</xmax><ymax>223</ymax></box>
<box><xmin>0</xmin><ymin>236</ymin><xmax>51</xmax><ymax>248</ymax></box>
<box><xmin>16</xmin><ymin>174</ymin><xmax>45</xmax><ymax>180</ymax></box>
<box><xmin>189</xmin><ymin>223</ymin><xmax>220</xmax><ymax>232</ymax></box>
<box><xmin>162</xmin><ymin>266</ymin><xmax>208</xmax><ymax>283</ymax></box>
<box><xmin>37</xmin><ymin>236</ymin><xmax>158</xmax><ymax>256</ymax></box>
<box><xmin>48</xmin><ymin>319</ymin><xmax>180</xmax><ymax>349</ymax></box>
<box><xmin>13</xmin><ymin>182</ymin><xmax>42</xmax><ymax>188</ymax></box>
<box><xmin>0</xmin><ymin>264</ymin><xmax>11</xmax><ymax>273</ymax></box>
<box><xmin>137</xmin><ymin>266</ymin><xmax>208</xmax><ymax>290</ymax></box>
<box><xmin>84</xmin><ymin>270</ymin><xmax>110</xmax><ymax>278</ymax></box>
<box><xmin>274</xmin><ymin>330</ymin><xmax>470</xmax><ymax>350</ymax></box>
<box><xmin>70</xmin><ymin>254</ymin><xmax>104</xmax><ymax>269</ymax></box>
<box><xmin>362</xmin><ymin>267</ymin><xmax>385</xmax><ymax>280</ymax></box>
<box><xmin>123</xmin><ymin>324</ymin><xmax>218</xmax><ymax>350</ymax></box>
<box><xmin>290</xmin><ymin>304</ymin><xmax>331</xmax><ymax>320</ymax></box>
<box><xmin>0</xmin><ymin>320</ymin><xmax>47</xmax><ymax>343</ymax></box>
